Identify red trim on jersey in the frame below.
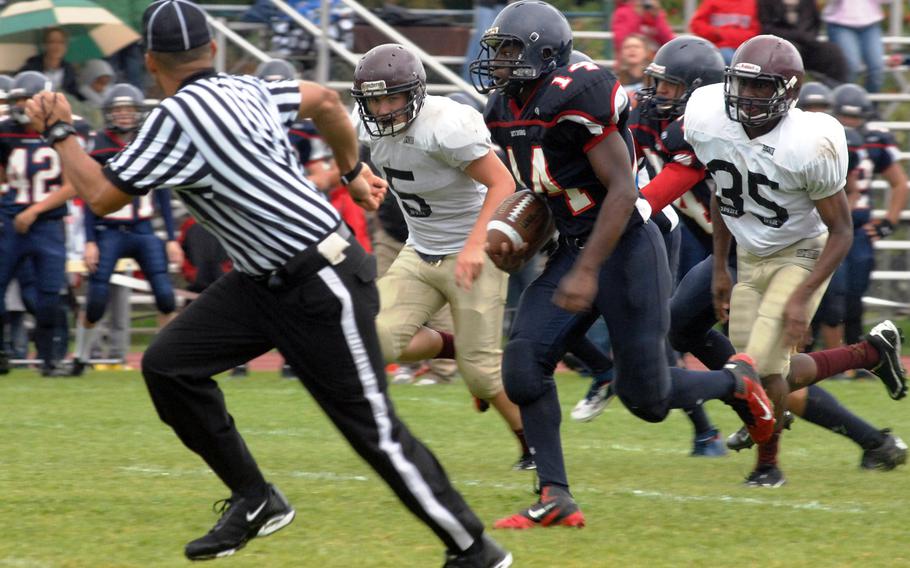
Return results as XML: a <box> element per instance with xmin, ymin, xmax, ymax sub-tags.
<box><xmin>864</xmin><ymin>143</ymin><xmax>898</xmax><ymax>149</ymax></box>
<box><xmin>582</xmin><ymin>124</ymin><xmax>618</xmax><ymax>153</ymax></box>
<box><xmin>289</xmin><ymin>129</ymin><xmax>320</xmax><ymax>139</ymax></box>
<box><xmin>641</xmin><ymin>161</ymin><xmax>706</xmax><ymax>214</ymax></box>
<box><xmin>90</xmin><ymin>147</ymin><xmax>122</xmax><ymax>156</ymax></box>
<box><xmin>507</xmin><ymin>80</ymin><xmax>547</xmax><ymax>119</ymax></box>
<box><xmin>0</xmin><ymin>132</ymin><xmax>41</xmax><ymax>139</ymax></box>
<box><xmin>106</xmin><ymin>130</ymin><xmax>128</xmax><ymax>148</ymax></box>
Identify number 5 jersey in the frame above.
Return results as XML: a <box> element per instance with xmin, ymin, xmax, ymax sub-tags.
<box><xmin>684</xmin><ymin>83</ymin><xmax>848</xmax><ymax>257</ymax></box>
<box><xmin>354</xmin><ymin>95</ymin><xmax>491</xmax><ymax>256</ymax></box>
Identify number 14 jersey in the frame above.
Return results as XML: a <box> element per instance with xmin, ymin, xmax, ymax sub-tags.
<box><xmin>684</xmin><ymin>83</ymin><xmax>848</xmax><ymax>257</ymax></box>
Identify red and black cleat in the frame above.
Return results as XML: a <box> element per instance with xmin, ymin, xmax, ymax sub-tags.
<box><xmin>493</xmin><ymin>486</ymin><xmax>586</xmax><ymax>530</ymax></box>
<box><xmin>473</xmin><ymin>396</ymin><xmax>490</xmax><ymax>413</ymax></box>
<box><xmin>724</xmin><ymin>354</ymin><xmax>776</xmax><ymax>445</ymax></box>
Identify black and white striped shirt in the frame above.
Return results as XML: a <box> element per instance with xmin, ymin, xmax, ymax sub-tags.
<box><xmin>103</xmin><ymin>70</ymin><xmax>341</xmax><ymax>276</ymax></box>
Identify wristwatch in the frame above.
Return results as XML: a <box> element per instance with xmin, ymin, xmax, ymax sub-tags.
<box><xmin>43</xmin><ymin>121</ymin><xmax>77</xmax><ymax>146</ymax></box>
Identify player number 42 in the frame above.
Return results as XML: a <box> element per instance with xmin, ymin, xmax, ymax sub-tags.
<box><xmin>506</xmin><ymin>146</ymin><xmax>594</xmax><ymax>215</ymax></box>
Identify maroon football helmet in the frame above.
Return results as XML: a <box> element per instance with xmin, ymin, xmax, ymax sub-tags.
<box><xmin>351</xmin><ymin>44</ymin><xmax>426</xmax><ymax>138</ymax></box>
<box><xmin>724</xmin><ymin>35</ymin><xmax>804</xmax><ymax>127</ymax></box>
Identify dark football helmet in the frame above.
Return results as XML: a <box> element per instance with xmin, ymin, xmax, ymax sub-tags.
<box><xmin>255</xmin><ymin>58</ymin><xmax>297</xmax><ymax>82</ymax></box>
<box><xmin>468</xmin><ymin>0</ymin><xmax>573</xmax><ymax>96</ymax></box>
<box><xmin>103</xmin><ymin>83</ymin><xmax>146</xmax><ymax>133</ymax></box>
<box><xmin>832</xmin><ymin>83</ymin><xmax>873</xmax><ymax>120</ymax></box>
<box><xmin>8</xmin><ymin>71</ymin><xmax>52</xmax><ymax>125</ymax></box>
<box><xmin>724</xmin><ymin>35</ymin><xmax>804</xmax><ymax>127</ymax></box>
<box><xmin>351</xmin><ymin>43</ymin><xmax>426</xmax><ymax>138</ymax></box>
<box><xmin>0</xmin><ymin>74</ymin><xmax>13</xmax><ymax>117</ymax></box>
<box><xmin>796</xmin><ymin>81</ymin><xmax>833</xmax><ymax>112</ymax></box>
<box><xmin>637</xmin><ymin>35</ymin><xmax>724</xmax><ymax>120</ymax></box>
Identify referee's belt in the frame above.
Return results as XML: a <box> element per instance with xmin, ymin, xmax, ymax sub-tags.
<box><xmin>256</xmin><ymin>223</ymin><xmax>367</xmax><ymax>290</ymax></box>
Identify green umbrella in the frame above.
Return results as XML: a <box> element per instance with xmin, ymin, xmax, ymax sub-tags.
<box><xmin>0</xmin><ymin>0</ymin><xmax>141</xmax><ymax>70</ymax></box>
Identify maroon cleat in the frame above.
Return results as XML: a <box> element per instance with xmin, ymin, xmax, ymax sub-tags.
<box><xmin>724</xmin><ymin>354</ymin><xmax>776</xmax><ymax>445</ymax></box>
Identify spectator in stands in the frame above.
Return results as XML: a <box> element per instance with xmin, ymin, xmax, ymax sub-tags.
<box><xmin>611</xmin><ymin>0</ymin><xmax>673</xmax><ymax>55</ymax></box>
<box><xmin>615</xmin><ymin>34</ymin><xmax>657</xmax><ymax>103</ymax></box>
<box><xmin>18</xmin><ymin>28</ymin><xmax>82</xmax><ymax>101</ymax></box>
<box><xmin>74</xmin><ymin>59</ymin><xmax>115</xmax><ymax>128</ymax></box>
<box><xmin>822</xmin><ymin>0</ymin><xmax>888</xmax><ymax>93</ymax></box>
<box><xmin>689</xmin><ymin>0</ymin><xmax>759</xmax><ymax>64</ymax></box>
<box><xmin>758</xmin><ymin>0</ymin><xmax>849</xmax><ymax>86</ymax></box>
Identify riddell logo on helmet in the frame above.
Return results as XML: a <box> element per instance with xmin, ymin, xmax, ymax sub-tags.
<box><xmin>734</xmin><ymin>62</ymin><xmax>762</xmax><ymax>75</ymax></box>
<box><xmin>646</xmin><ymin>63</ymin><xmax>666</xmax><ymax>75</ymax></box>
<box><xmin>485</xmin><ymin>26</ymin><xmax>499</xmax><ymax>35</ymax></box>
<box><xmin>361</xmin><ymin>80</ymin><xmax>388</xmax><ymax>95</ymax></box>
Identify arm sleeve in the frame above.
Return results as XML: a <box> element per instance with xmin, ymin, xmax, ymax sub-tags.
<box><xmin>872</xmin><ymin>131</ymin><xmax>899</xmax><ymax>173</ymax></box>
<box><xmin>806</xmin><ymin>132</ymin><xmax>848</xmax><ymax>200</ymax></box>
<box><xmin>83</xmin><ymin>205</ymin><xmax>97</xmax><ymax>242</ymax></box>
<box><xmin>433</xmin><ymin>105</ymin><xmax>492</xmax><ymax>170</ymax></box>
<box><xmin>264</xmin><ymin>79</ymin><xmax>304</xmax><ymax>127</ymax></box>
<box><xmin>641</xmin><ymin>162</ymin><xmax>707</xmax><ymax>213</ymax></box>
<box><xmin>103</xmin><ymin>106</ymin><xmax>205</xmax><ymax>196</ymax></box>
<box><xmin>555</xmin><ymin>73</ymin><xmax>628</xmax><ymax>153</ymax></box>
<box><xmin>155</xmin><ymin>188</ymin><xmax>176</xmax><ymax>241</ymax></box>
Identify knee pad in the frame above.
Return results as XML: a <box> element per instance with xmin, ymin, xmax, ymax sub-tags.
<box><xmin>614</xmin><ymin>382</ymin><xmax>670</xmax><ymax>423</ymax></box>
<box><xmin>85</xmin><ymin>282</ymin><xmax>110</xmax><ymax>324</ymax></box>
<box><xmin>150</xmin><ymin>274</ymin><xmax>176</xmax><ymax>314</ymax></box>
<box><xmin>502</xmin><ymin>338</ymin><xmax>551</xmax><ymax>406</ymax></box>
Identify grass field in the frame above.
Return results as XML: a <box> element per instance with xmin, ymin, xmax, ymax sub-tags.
<box><xmin>1</xmin><ymin>370</ymin><xmax>908</xmax><ymax>567</ymax></box>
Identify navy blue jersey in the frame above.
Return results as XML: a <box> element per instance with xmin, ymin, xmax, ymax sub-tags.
<box><xmin>484</xmin><ymin>61</ymin><xmax>641</xmax><ymax>239</ymax></box>
<box><xmin>0</xmin><ymin>117</ymin><xmax>91</xmax><ymax>219</ymax></box>
<box><xmin>861</xmin><ymin>126</ymin><xmax>899</xmax><ymax>175</ymax></box>
<box><xmin>287</xmin><ymin>120</ymin><xmax>330</xmax><ymax>166</ymax></box>
<box><xmin>87</xmin><ymin>129</ymin><xmax>176</xmax><ymax>241</ymax></box>
<box><xmin>629</xmin><ymin>108</ymin><xmax>712</xmax><ymax>247</ymax></box>
<box><xmin>846</xmin><ymin>127</ymin><xmax>874</xmax><ymax>226</ymax></box>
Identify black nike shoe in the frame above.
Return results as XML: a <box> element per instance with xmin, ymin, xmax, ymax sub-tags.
<box><xmin>184</xmin><ymin>484</ymin><xmax>295</xmax><ymax>561</ymax></box>
<box><xmin>0</xmin><ymin>351</ymin><xmax>9</xmax><ymax>375</ymax></box>
<box><xmin>744</xmin><ymin>464</ymin><xmax>786</xmax><ymax>488</ymax></box>
<box><xmin>230</xmin><ymin>365</ymin><xmax>248</xmax><ymax>378</ymax></box>
<box><xmin>512</xmin><ymin>453</ymin><xmax>536</xmax><ymax>471</ymax></box>
<box><xmin>41</xmin><ymin>362</ymin><xmax>69</xmax><ymax>378</ymax></box>
<box><xmin>280</xmin><ymin>364</ymin><xmax>296</xmax><ymax>379</ymax></box>
<box><xmin>68</xmin><ymin>359</ymin><xmax>89</xmax><ymax>377</ymax></box>
<box><xmin>866</xmin><ymin>320</ymin><xmax>908</xmax><ymax>400</ymax></box>
<box><xmin>861</xmin><ymin>429</ymin><xmax>908</xmax><ymax>471</ymax></box>
<box><xmin>443</xmin><ymin>534</ymin><xmax>513</xmax><ymax>568</ymax></box>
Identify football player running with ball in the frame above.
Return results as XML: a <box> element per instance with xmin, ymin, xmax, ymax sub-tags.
<box><xmin>351</xmin><ymin>44</ymin><xmax>535</xmax><ymax>471</ymax></box>
<box><xmin>471</xmin><ymin>0</ymin><xmax>777</xmax><ymax>529</ymax></box>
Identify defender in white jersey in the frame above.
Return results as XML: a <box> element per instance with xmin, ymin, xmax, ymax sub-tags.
<box><xmin>352</xmin><ymin>44</ymin><xmax>532</xmax><ymax>470</ymax></box>
<box><xmin>685</xmin><ymin>35</ymin><xmax>854</xmax><ymax>487</ymax></box>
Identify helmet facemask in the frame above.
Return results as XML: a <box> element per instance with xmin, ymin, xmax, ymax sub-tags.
<box><xmin>637</xmin><ymin>63</ymin><xmax>697</xmax><ymax>121</ymax></box>
<box><xmin>724</xmin><ymin>66</ymin><xmax>796</xmax><ymax>127</ymax></box>
<box><xmin>352</xmin><ymin>78</ymin><xmax>425</xmax><ymax>138</ymax></box>
<box><xmin>470</xmin><ymin>33</ymin><xmax>562</xmax><ymax>97</ymax></box>
<box><xmin>105</xmin><ymin>100</ymin><xmax>144</xmax><ymax>133</ymax></box>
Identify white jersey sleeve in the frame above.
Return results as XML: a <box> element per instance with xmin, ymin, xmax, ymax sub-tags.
<box><xmin>430</xmin><ymin>102</ymin><xmax>491</xmax><ymax>170</ymax></box>
<box><xmin>803</xmin><ymin>119</ymin><xmax>848</xmax><ymax>200</ymax></box>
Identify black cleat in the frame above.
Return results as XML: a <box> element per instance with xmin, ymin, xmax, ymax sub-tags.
<box><xmin>0</xmin><ymin>350</ymin><xmax>9</xmax><ymax>375</ymax></box>
<box><xmin>443</xmin><ymin>534</ymin><xmax>513</xmax><ymax>568</ymax></box>
<box><xmin>866</xmin><ymin>320</ymin><xmax>908</xmax><ymax>400</ymax></box>
<box><xmin>512</xmin><ymin>453</ymin><xmax>536</xmax><ymax>471</ymax></box>
<box><xmin>40</xmin><ymin>362</ymin><xmax>70</xmax><ymax>378</ymax></box>
<box><xmin>280</xmin><ymin>364</ymin><xmax>296</xmax><ymax>379</ymax></box>
<box><xmin>744</xmin><ymin>464</ymin><xmax>786</xmax><ymax>488</ymax></box>
<box><xmin>230</xmin><ymin>365</ymin><xmax>248</xmax><ymax>378</ymax></box>
<box><xmin>184</xmin><ymin>483</ymin><xmax>295</xmax><ymax>561</ymax></box>
<box><xmin>727</xmin><ymin>411</ymin><xmax>795</xmax><ymax>452</ymax></box>
<box><xmin>861</xmin><ymin>430</ymin><xmax>908</xmax><ymax>471</ymax></box>
<box><xmin>68</xmin><ymin>359</ymin><xmax>89</xmax><ymax>377</ymax></box>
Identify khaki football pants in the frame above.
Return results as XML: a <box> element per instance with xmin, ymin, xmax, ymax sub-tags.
<box><xmin>377</xmin><ymin>244</ymin><xmax>508</xmax><ymax>399</ymax></box>
<box><xmin>729</xmin><ymin>234</ymin><xmax>831</xmax><ymax>378</ymax></box>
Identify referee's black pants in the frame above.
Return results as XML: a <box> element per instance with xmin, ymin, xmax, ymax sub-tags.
<box><xmin>141</xmin><ymin>240</ymin><xmax>484</xmax><ymax>553</ymax></box>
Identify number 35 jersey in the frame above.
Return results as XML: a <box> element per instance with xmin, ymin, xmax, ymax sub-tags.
<box><xmin>355</xmin><ymin>95</ymin><xmax>491</xmax><ymax>256</ymax></box>
<box><xmin>684</xmin><ymin>83</ymin><xmax>847</xmax><ymax>257</ymax></box>
<box><xmin>0</xmin><ymin>116</ymin><xmax>92</xmax><ymax>219</ymax></box>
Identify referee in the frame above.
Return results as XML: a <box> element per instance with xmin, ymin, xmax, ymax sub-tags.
<box><xmin>26</xmin><ymin>1</ymin><xmax>511</xmax><ymax>566</ymax></box>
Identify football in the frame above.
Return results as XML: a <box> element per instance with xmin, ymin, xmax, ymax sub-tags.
<box><xmin>486</xmin><ymin>189</ymin><xmax>554</xmax><ymax>272</ymax></box>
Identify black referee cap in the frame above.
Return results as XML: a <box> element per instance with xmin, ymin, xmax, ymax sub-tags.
<box><xmin>142</xmin><ymin>0</ymin><xmax>211</xmax><ymax>53</ymax></box>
